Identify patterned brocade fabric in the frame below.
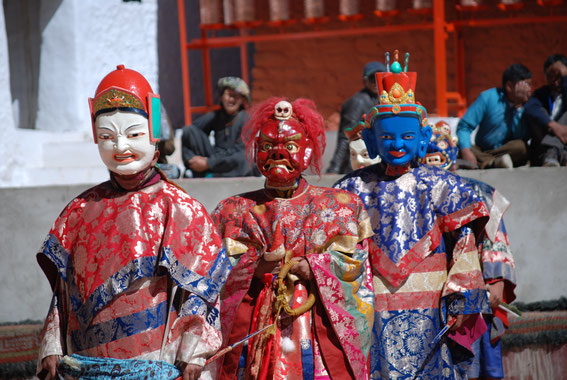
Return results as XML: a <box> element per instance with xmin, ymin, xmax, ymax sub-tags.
<box><xmin>460</xmin><ymin>178</ymin><xmax>517</xmax><ymax>378</ymax></box>
<box><xmin>335</xmin><ymin>164</ymin><xmax>491</xmax><ymax>380</ymax></box>
<box><xmin>462</xmin><ymin>177</ymin><xmax>517</xmax><ymax>290</ymax></box>
<box><xmin>37</xmin><ymin>177</ymin><xmax>231</xmax><ymax>367</ymax></box>
<box><xmin>209</xmin><ymin>178</ymin><xmax>374</xmax><ymax>380</ymax></box>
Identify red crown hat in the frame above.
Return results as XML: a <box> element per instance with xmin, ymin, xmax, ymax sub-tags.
<box><xmin>89</xmin><ymin>64</ymin><xmax>161</xmax><ymax>143</ymax></box>
<box><xmin>365</xmin><ymin>50</ymin><xmax>428</xmax><ymax>128</ymax></box>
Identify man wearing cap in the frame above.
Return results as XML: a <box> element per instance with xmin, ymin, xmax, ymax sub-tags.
<box><xmin>181</xmin><ymin>76</ymin><xmax>253</xmax><ymax>178</ymax></box>
<box><xmin>326</xmin><ymin>61</ymin><xmax>385</xmax><ymax>174</ymax></box>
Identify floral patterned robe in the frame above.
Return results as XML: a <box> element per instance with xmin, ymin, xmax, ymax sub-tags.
<box><xmin>209</xmin><ymin>178</ymin><xmax>374</xmax><ymax>380</ymax></box>
<box><xmin>37</xmin><ymin>174</ymin><xmax>231</xmax><ymax>370</ymax></box>
<box><xmin>463</xmin><ymin>177</ymin><xmax>516</xmax><ymax>378</ymax></box>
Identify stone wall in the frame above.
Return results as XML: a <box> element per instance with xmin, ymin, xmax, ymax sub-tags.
<box><xmin>1</xmin><ymin>167</ymin><xmax>566</xmax><ymax>323</ymax></box>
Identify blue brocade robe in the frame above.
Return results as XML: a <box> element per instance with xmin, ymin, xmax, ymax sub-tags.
<box><xmin>335</xmin><ymin>163</ymin><xmax>491</xmax><ymax>379</ymax></box>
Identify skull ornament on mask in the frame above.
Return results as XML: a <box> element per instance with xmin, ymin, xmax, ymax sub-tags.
<box><xmin>256</xmin><ymin>102</ymin><xmax>313</xmax><ymax>188</ymax></box>
<box><xmin>274</xmin><ymin>101</ymin><xmax>292</xmax><ymax>120</ymax></box>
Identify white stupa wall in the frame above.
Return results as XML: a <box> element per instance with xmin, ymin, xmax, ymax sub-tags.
<box><xmin>0</xmin><ymin>4</ymin><xmax>17</xmax><ymax>184</ymax></box>
<box><xmin>0</xmin><ymin>0</ymin><xmax>159</xmax><ymax>187</ymax></box>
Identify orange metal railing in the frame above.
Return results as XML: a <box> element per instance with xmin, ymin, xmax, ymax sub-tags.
<box><xmin>177</xmin><ymin>0</ymin><xmax>567</xmax><ymax>125</ymax></box>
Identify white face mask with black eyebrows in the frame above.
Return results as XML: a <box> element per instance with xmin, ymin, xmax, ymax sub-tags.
<box><xmin>349</xmin><ymin>139</ymin><xmax>381</xmax><ymax>170</ymax></box>
<box><xmin>95</xmin><ymin>110</ymin><xmax>155</xmax><ymax>175</ymax></box>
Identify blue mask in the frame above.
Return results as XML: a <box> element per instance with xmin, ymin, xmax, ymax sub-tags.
<box><xmin>362</xmin><ymin>116</ymin><xmax>432</xmax><ymax>167</ymax></box>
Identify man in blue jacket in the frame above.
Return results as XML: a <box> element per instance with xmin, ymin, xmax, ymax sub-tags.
<box><xmin>457</xmin><ymin>64</ymin><xmax>532</xmax><ymax>169</ymax></box>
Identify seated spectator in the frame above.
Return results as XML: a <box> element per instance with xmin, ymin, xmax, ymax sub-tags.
<box><xmin>524</xmin><ymin>54</ymin><xmax>567</xmax><ymax>167</ymax></box>
<box><xmin>157</xmin><ymin>103</ymin><xmax>181</xmax><ymax>179</ymax></box>
<box><xmin>181</xmin><ymin>76</ymin><xmax>253</xmax><ymax>177</ymax></box>
<box><xmin>326</xmin><ymin>61</ymin><xmax>385</xmax><ymax>174</ymax></box>
<box><xmin>457</xmin><ymin>63</ymin><xmax>532</xmax><ymax>169</ymax></box>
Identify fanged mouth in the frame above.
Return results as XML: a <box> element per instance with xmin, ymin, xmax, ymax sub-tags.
<box><xmin>263</xmin><ymin>160</ymin><xmax>294</xmax><ymax>173</ymax></box>
<box><xmin>425</xmin><ymin>153</ymin><xmax>445</xmax><ymax>165</ymax></box>
<box><xmin>388</xmin><ymin>151</ymin><xmax>406</xmax><ymax>158</ymax></box>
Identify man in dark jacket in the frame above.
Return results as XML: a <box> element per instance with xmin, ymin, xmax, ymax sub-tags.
<box><xmin>326</xmin><ymin>62</ymin><xmax>385</xmax><ymax>174</ymax></box>
<box><xmin>181</xmin><ymin>76</ymin><xmax>253</xmax><ymax>177</ymax></box>
<box><xmin>525</xmin><ymin>54</ymin><xmax>567</xmax><ymax>166</ymax></box>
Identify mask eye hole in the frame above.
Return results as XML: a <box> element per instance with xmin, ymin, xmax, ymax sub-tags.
<box><xmin>128</xmin><ymin>132</ymin><xmax>145</xmax><ymax>139</ymax></box>
<box><xmin>285</xmin><ymin>142</ymin><xmax>299</xmax><ymax>153</ymax></box>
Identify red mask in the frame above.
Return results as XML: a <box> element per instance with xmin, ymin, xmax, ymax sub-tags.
<box><xmin>256</xmin><ymin>120</ymin><xmax>313</xmax><ymax>188</ymax></box>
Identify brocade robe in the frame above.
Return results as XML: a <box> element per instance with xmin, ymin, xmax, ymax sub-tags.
<box><xmin>462</xmin><ymin>178</ymin><xmax>516</xmax><ymax>301</ymax></box>
<box><xmin>37</xmin><ymin>174</ymin><xmax>231</xmax><ymax>369</ymax></box>
<box><xmin>209</xmin><ymin>178</ymin><xmax>374</xmax><ymax>380</ymax></box>
<box><xmin>335</xmin><ymin>164</ymin><xmax>491</xmax><ymax>379</ymax></box>
<box><xmin>463</xmin><ymin>177</ymin><xmax>516</xmax><ymax>378</ymax></box>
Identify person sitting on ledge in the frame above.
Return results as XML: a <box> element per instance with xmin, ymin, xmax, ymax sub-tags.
<box><xmin>181</xmin><ymin>76</ymin><xmax>254</xmax><ymax>178</ymax></box>
<box><xmin>457</xmin><ymin>63</ymin><xmax>532</xmax><ymax>169</ymax></box>
<box><xmin>524</xmin><ymin>53</ymin><xmax>567</xmax><ymax>167</ymax></box>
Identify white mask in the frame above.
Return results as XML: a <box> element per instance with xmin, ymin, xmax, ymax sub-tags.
<box><xmin>349</xmin><ymin>139</ymin><xmax>381</xmax><ymax>170</ymax></box>
<box><xmin>95</xmin><ymin>111</ymin><xmax>156</xmax><ymax>175</ymax></box>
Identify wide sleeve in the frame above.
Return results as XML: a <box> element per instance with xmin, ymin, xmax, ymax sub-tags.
<box><xmin>36</xmin><ymin>277</ymin><xmax>67</xmax><ymax>375</ymax></box>
<box><xmin>442</xmin><ymin>226</ymin><xmax>490</xmax><ymax>315</ymax></box>
<box><xmin>465</xmin><ymin>181</ymin><xmax>517</xmax><ymax>302</ymax></box>
<box><xmin>211</xmin><ymin>194</ymin><xmax>267</xmax><ymax>268</ymax></box>
<box><xmin>442</xmin><ymin>225</ymin><xmax>490</xmax><ymax>352</ymax></box>
<box><xmin>159</xmin><ymin>190</ymin><xmax>232</xmax><ymax>365</ymax></box>
<box><xmin>478</xmin><ymin>189</ymin><xmax>517</xmax><ymax>299</ymax></box>
<box><xmin>305</xmin><ymin>193</ymin><xmax>375</xmax><ymax>377</ymax></box>
<box><xmin>172</xmin><ymin>288</ymin><xmax>224</xmax><ymax>366</ymax></box>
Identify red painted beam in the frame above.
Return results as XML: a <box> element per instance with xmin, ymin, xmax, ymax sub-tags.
<box><xmin>186</xmin><ymin>23</ymin><xmax>435</xmax><ymax>49</ymax></box>
<box><xmin>177</xmin><ymin>0</ymin><xmax>192</xmax><ymax>125</ymax></box>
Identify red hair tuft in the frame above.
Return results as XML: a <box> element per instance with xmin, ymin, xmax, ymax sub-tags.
<box><xmin>241</xmin><ymin>97</ymin><xmax>326</xmax><ymax>176</ymax></box>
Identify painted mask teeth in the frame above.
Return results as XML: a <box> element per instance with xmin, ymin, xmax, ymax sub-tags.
<box><xmin>265</xmin><ymin>163</ymin><xmax>293</xmax><ymax>172</ymax></box>
<box><xmin>114</xmin><ymin>153</ymin><xmax>136</xmax><ymax>161</ymax></box>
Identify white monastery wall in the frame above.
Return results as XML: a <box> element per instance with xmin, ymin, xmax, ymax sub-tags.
<box><xmin>0</xmin><ymin>0</ymin><xmax>158</xmax><ymax>187</ymax></box>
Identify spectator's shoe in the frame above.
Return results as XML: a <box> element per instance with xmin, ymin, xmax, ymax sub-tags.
<box><xmin>543</xmin><ymin>158</ymin><xmax>560</xmax><ymax>167</ymax></box>
<box><xmin>184</xmin><ymin>169</ymin><xmax>194</xmax><ymax>178</ymax></box>
<box><xmin>494</xmin><ymin>154</ymin><xmax>513</xmax><ymax>169</ymax></box>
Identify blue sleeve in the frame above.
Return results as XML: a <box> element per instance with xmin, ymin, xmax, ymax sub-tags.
<box><xmin>525</xmin><ymin>87</ymin><xmax>552</xmax><ymax>127</ymax></box>
<box><xmin>457</xmin><ymin>91</ymin><xmax>488</xmax><ymax>150</ymax></box>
